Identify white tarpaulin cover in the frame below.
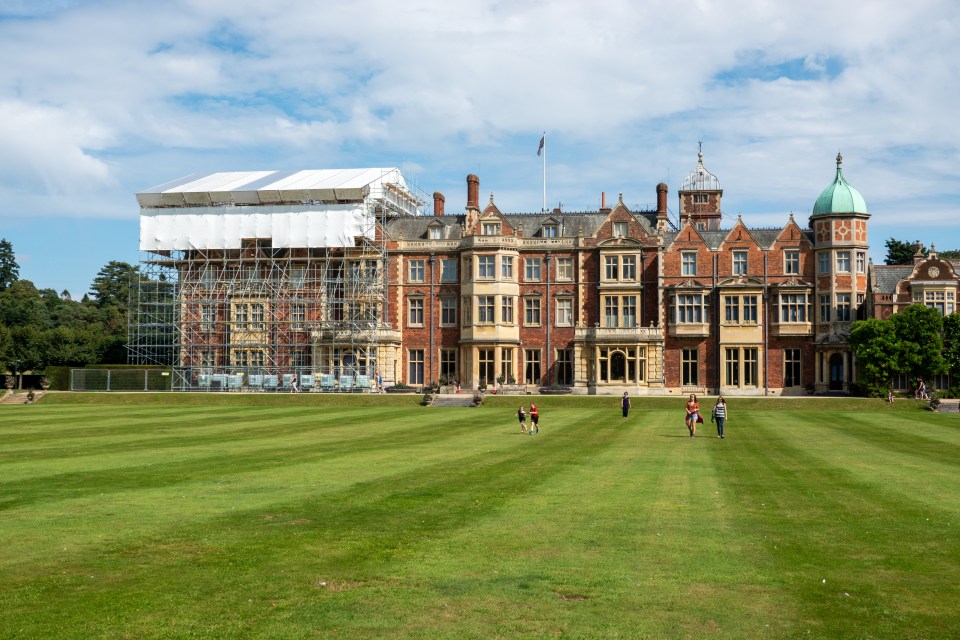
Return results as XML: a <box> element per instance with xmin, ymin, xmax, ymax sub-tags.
<box><xmin>137</xmin><ymin>168</ymin><xmax>418</xmax><ymax>251</ymax></box>
<box><xmin>139</xmin><ymin>204</ymin><xmax>367</xmax><ymax>251</ymax></box>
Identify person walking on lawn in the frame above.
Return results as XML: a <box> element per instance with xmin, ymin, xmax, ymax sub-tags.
<box><xmin>685</xmin><ymin>394</ymin><xmax>701</xmax><ymax>437</ymax></box>
<box><xmin>712</xmin><ymin>396</ymin><xmax>727</xmax><ymax>439</ymax></box>
<box><xmin>517</xmin><ymin>405</ymin><xmax>527</xmax><ymax>433</ymax></box>
<box><xmin>529</xmin><ymin>403</ymin><xmax>539</xmax><ymax>434</ymax></box>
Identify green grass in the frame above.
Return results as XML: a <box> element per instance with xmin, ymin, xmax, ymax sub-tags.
<box><xmin>1</xmin><ymin>393</ymin><xmax>958</xmax><ymax>639</ymax></box>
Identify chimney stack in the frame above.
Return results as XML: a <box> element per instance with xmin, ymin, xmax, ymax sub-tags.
<box><xmin>466</xmin><ymin>174</ymin><xmax>480</xmax><ymax>210</ymax></box>
<box><xmin>601</xmin><ymin>192</ymin><xmax>607</xmax><ymax>210</ymax></box>
<box><xmin>656</xmin><ymin>182</ymin><xmax>669</xmax><ymax>217</ymax></box>
<box><xmin>433</xmin><ymin>192</ymin><xmax>445</xmax><ymax>216</ymax></box>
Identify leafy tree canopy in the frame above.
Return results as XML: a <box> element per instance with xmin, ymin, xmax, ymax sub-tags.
<box><xmin>90</xmin><ymin>261</ymin><xmax>140</xmax><ymax>309</ymax></box>
<box><xmin>0</xmin><ymin>238</ymin><xmax>18</xmax><ymax>290</ymax></box>
<box><xmin>849</xmin><ymin>318</ymin><xmax>901</xmax><ymax>396</ymax></box>
<box><xmin>0</xmin><ymin>279</ymin><xmax>49</xmax><ymax>328</ymax></box>
<box><xmin>884</xmin><ymin>238</ymin><xmax>924</xmax><ymax>265</ymax></box>
<box><xmin>890</xmin><ymin>304</ymin><xmax>945</xmax><ymax>380</ymax></box>
<box><xmin>942</xmin><ymin>314</ymin><xmax>960</xmax><ymax>378</ymax></box>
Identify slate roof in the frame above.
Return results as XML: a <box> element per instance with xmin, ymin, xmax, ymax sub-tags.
<box><xmin>871</xmin><ymin>265</ymin><xmax>913</xmax><ymax>294</ymax></box>
<box><xmin>383</xmin><ymin>209</ymin><xmax>660</xmax><ymax>241</ymax></box>
<box><xmin>663</xmin><ymin>228</ymin><xmax>815</xmax><ymax>250</ymax></box>
<box><xmin>385</xmin><ymin>214</ymin><xmax>465</xmax><ymax>241</ymax></box>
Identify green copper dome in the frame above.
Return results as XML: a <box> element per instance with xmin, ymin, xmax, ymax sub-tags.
<box><xmin>812</xmin><ymin>153</ymin><xmax>868</xmax><ymax>216</ymax></box>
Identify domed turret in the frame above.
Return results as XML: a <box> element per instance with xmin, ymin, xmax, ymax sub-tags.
<box><xmin>680</xmin><ymin>150</ymin><xmax>721</xmax><ymax>191</ymax></box>
<box><xmin>678</xmin><ymin>148</ymin><xmax>723</xmax><ymax>230</ymax></box>
<box><xmin>811</xmin><ymin>153</ymin><xmax>868</xmax><ymax>217</ymax></box>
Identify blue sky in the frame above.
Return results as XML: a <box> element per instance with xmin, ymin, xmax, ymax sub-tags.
<box><xmin>1</xmin><ymin>0</ymin><xmax>958</xmax><ymax>298</ymax></box>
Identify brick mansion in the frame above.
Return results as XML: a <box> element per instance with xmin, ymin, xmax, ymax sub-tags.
<box><xmin>132</xmin><ymin>152</ymin><xmax>955</xmax><ymax>395</ymax></box>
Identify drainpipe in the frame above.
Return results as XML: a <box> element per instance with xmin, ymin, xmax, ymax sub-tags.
<box><xmin>640</xmin><ymin>252</ymin><xmax>647</xmax><ymax>326</ymax></box>
<box><xmin>429</xmin><ymin>255</ymin><xmax>436</xmax><ymax>385</ymax></box>
<box><xmin>545</xmin><ymin>254</ymin><xmax>552</xmax><ymax>385</ymax></box>
<box><xmin>657</xmin><ymin>243</ymin><xmax>666</xmax><ymax>391</ymax></box>
<box><xmin>763</xmin><ymin>254</ymin><xmax>769</xmax><ymax>395</ymax></box>
<box><xmin>713</xmin><ymin>252</ymin><xmax>719</xmax><ymax>394</ymax></box>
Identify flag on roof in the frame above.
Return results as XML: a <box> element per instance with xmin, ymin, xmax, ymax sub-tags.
<box><xmin>537</xmin><ymin>136</ymin><xmax>544</xmax><ymax>157</ymax></box>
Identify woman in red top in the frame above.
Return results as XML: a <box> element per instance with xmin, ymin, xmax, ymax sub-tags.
<box><xmin>685</xmin><ymin>394</ymin><xmax>700</xmax><ymax>438</ymax></box>
<box><xmin>529</xmin><ymin>403</ymin><xmax>539</xmax><ymax>434</ymax></box>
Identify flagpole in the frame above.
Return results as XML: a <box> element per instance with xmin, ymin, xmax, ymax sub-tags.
<box><xmin>542</xmin><ymin>131</ymin><xmax>547</xmax><ymax>213</ymax></box>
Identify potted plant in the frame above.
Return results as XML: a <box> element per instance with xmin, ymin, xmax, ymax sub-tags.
<box><xmin>538</xmin><ymin>384</ymin><xmax>573</xmax><ymax>395</ymax></box>
<box><xmin>386</xmin><ymin>380</ymin><xmax>416</xmax><ymax>393</ymax></box>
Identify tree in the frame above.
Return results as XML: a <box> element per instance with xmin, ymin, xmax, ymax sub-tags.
<box><xmin>849</xmin><ymin>318</ymin><xmax>901</xmax><ymax>396</ymax></box>
<box><xmin>0</xmin><ymin>238</ymin><xmax>18</xmax><ymax>290</ymax></box>
<box><xmin>8</xmin><ymin>325</ymin><xmax>45</xmax><ymax>375</ymax></box>
<box><xmin>890</xmin><ymin>304</ymin><xmax>945</xmax><ymax>381</ymax></box>
<box><xmin>884</xmin><ymin>238</ymin><xmax>924</xmax><ymax>265</ymax></box>
<box><xmin>42</xmin><ymin>326</ymin><xmax>98</xmax><ymax>367</ymax></box>
<box><xmin>937</xmin><ymin>249</ymin><xmax>960</xmax><ymax>260</ymax></box>
<box><xmin>942</xmin><ymin>314</ymin><xmax>960</xmax><ymax>391</ymax></box>
<box><xmin>0</xmin><ymin>279</ymin><xmax>50</xmax><ymax>328</ymax></box>
<box><xmin>0</xmin><ymin>324</ymin><xmax>11</xmax><ymax>373</ymax></box>
<box><xmin>90</xmin><ymin>261</ymin><xmax>139</xmax><ymax>309</ymax></box>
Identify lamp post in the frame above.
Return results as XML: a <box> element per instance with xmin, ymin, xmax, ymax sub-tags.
<box><xmin>13</xmin><ymin>359</ymin><xmax>20</xmax><ymax>391</ymax></box>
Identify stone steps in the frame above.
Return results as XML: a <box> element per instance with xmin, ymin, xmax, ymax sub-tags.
<box><xmin>935</xmin><ymin>399</ymin><xmax>959</xmax><ymax>413</ymax></box>
<box><xmin>429</xmin><ymin>394</ymin><xmax>477</xmax><ymax>407</ymax></box>
<box><xmin>0</xmin><ymin>391</ymin><xmax>44</xmax><ymax>404</ymax></box>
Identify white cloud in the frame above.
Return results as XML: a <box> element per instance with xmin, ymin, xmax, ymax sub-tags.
<box><xmin>0</xmin><ymin>0</ymin><xmax>955</xmax><ymax>233</ymax></box>
<box><xmin>0</xmin><ymin>100</ymin><xmax>114</xmax><ymax>194</ymax></box>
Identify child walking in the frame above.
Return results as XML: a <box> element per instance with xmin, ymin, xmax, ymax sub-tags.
<box><xmin>529</xmin><ymin>403</ymin><xmax>539</xmax><ymax>434</ymax></box>
<box><xmin>517</xmin><ymin>405</ymin><xmax>527</xmax><ymax>433</ymax></box>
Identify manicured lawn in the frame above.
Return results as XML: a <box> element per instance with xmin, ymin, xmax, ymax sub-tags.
<box><xmin>1</xmin><ymin>393</ymin><xmax>958</xmax><ymax>639</ymax></box>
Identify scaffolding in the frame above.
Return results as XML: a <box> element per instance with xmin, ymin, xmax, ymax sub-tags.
<box><xmin>128</xmin><ymin>169</ymin><xmax>425</xmax><ymax>392</ymax></box>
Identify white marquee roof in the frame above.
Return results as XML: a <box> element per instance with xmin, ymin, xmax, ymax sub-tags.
<box><xmin>136</xmin><ymin>168</ymin><xmax>418</xmax><ymax>210</ymax></box>
<box><xmin>137</xmin><ymin>168</ymin><xmax>421</xmax><ymax>252</ymax></box>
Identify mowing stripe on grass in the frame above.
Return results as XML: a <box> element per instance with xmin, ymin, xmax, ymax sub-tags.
<box><xmin>1</xmin><ymin>396</ymin><xmax>958</xmax><ymax>639</ymax></box>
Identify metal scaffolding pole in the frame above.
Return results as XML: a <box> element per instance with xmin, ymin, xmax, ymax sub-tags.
<box><xmin>129</xmin><ymin>169</ymin><xmax>426</xmax><ymax>392</ymax></box>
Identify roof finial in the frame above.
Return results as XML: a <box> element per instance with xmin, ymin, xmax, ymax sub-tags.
<box><xmin>836</xmin><ymin>152</ymin><xmax>843</xmax><ymax>167</ymax></box>
<box><xmin>618</xmin><ymin>192</ymin><xmax>624</xmax><ymax>204</ymax></box>
<box><xmin>489</xmin><ymin>192</ymin><xmax>495</xmax><ymax>204</ymax></box>
<box><xmin>698</xmin><ymin>140</ymin><xmax>703</xmax><ymax>163</ymax></box>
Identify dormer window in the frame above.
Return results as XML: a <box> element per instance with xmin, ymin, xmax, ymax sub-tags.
<box><xmin>613</xmin><ymin>222</ymin><xmax>628</xmax><ymax>237</ymax></box>
<box><xmin>482</xmin><ymin>222</ymin><xmax>500</xmax><ymax>236</ymax></box>
<box><xmin>542</xmin><ymin>224</ymin><xmax>558</xmax><ymax>238</ymax></box>
<box><xmin>732</xmin><ymin>250</ymin><xmax>748</xmax><ymax>275</ymax></box>
<box><xmin>428</xmin><ymin>226</ymin><xmax>443</xmax><ymax>240</ymax></box>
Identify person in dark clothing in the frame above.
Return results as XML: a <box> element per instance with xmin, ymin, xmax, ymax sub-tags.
<box><xmin>517</xmin><ymin>405</ymin><xmax>527</xmax><ymax>433</ymax></box>
<box><xmin>621</xmin><ymin>392</ymin><xmax>631</xmax><ymax>419</ymax></box>
<box><xmin>712</xmin><ymin>396</ymin><xmax>727</xmax><ymax>439</ymax></box>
